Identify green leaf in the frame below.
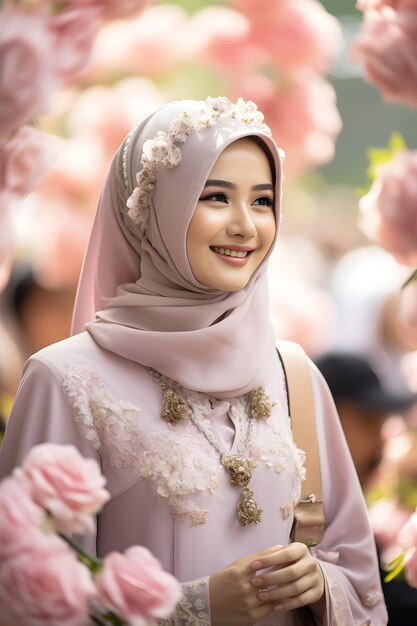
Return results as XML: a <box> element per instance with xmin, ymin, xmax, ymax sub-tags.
<box><xmin>366</xmin><ymin>133</ymin><xmax>407</xmax><ymax>183</ymax></box>
<box><xmin>384</xmin><ymin>552</ymin><xmax>407</xmax><ymax>583</ymax></box>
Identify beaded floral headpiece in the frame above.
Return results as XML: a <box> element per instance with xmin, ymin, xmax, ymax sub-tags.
<box><xmin>122</xmin><ymin>96</ymin><xmax>280</xmax><ymax>234</ymax></box>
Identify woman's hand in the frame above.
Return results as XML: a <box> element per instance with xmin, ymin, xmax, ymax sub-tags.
<box><xmin>249</xmin><ymin>542</ymin><xmax>325</xmax><ymax>618</ymax></box>
<box><xmin>209</xmin><ymin>545</ymin><xmax>282</xmax><ymax>626</ymax></box>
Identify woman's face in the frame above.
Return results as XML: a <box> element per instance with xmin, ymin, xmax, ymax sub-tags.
<box><xmin>186</xmin><ymin>138</ymin><xmax>276</xmax><ymax>291</ymax></box>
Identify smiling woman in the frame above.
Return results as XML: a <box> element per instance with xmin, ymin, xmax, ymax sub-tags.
<box><xmin>0</xmin><ymin>97</ymin><xmax>387</xmax><ymax>626</ymax></box>
<box><xmin>187</xmin><ymin>138</ymin><xmax>276</xmax><ymax>291</ymax></box>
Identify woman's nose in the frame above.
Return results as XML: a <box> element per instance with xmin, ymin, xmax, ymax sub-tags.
<box><xmin>226</xmin><ymin>204</ymin><xmax>257</xmax><ymax>238</ymax></box>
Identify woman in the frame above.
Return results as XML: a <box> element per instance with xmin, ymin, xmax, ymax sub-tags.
<box><xmin>0</xmin><ymin>97</ymin><xmax>387</xmax><ymax>625</ymax></box>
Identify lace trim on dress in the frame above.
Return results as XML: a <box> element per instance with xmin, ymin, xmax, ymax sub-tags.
<box><xmin>157</xmin><ymin>578</ymin><xmax>211</xmax><ymax>626</ymax></box>
<box><xmin>63</xmin><ymin>366</ymin><xmax>222</xmax><ymax>525</ymax></box>
<box><xmin>63</xmin><ymin>366</ymin><xmax>305</xmax><ymax>525</ymax></box>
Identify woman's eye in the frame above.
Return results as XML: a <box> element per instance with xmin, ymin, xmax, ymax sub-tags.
<box><xmin>253</xmin><ymin>196</ymin><xmax>273</xmax><ymax>207</ymax></box>
<box><xmin>200</xmin><ymin>192</ymin><xmax>229</xmax><ymax>203</ymax></box>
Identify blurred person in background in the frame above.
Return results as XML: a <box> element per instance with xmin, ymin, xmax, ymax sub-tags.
<box><xmin>314</xmin><ymin>351</ymin><xmax>417</xmax><ymax>626</ymax></box>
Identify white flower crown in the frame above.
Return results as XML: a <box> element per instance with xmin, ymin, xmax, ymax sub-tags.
<box><xmin>122</xmin><ymin>96</ymin><xmax>281</xmax><ymax>234</ymax></box>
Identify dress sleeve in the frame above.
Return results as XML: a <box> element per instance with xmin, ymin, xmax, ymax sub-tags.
<box><xmin>309</xmin><ymin>363</ymin><xmax>388</xmax><ymax>626</ymax></box>
<box><xmin>158</xmin><ymin>577</ymin><xmax>211</xmax><ymax>626</ymax></box>
<box><xmin>0</xmin><ymin>354</ymin><xmax>100</xmax><ymax>555</ymax></box>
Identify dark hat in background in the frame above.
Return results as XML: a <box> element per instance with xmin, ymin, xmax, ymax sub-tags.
<box><xmin>314</xmin><ymin>351</ymin><xmax>417</xmax><ymax>413</ymax></box>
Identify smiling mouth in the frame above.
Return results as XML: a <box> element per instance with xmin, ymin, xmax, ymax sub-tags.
<box><xmin>211</xmin><ymin>246</ymin><xmax>252</xmax><ymax>258</ymax></box>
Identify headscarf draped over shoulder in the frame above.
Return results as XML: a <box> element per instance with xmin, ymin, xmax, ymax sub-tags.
<box><xmin>71</xmin><ymin>97</ymin><xmax>284</xmax><ymax>397</ymax></box>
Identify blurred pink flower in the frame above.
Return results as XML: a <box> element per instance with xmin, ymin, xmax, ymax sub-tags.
<box><xmin>369</xmin><ymin>498</ymin><xmax>412</xmax><ymax>549</ymax></box>
<box><xmin>0</xmin><ymin>10</ymin><xmax>56</xmax><ymax>139</ymax></box>
<box><xmin>67</xmin><ymin>78</ymin><xmax>163</xmax><ymax>155</ymax></box>
<box><xmin>398</xmin><ymin>509</ymin><xmax>417</xmax><ymax>549</ymax></box>
<box><xmin>89</xmin><ymin>4</ymin><xmax>187</xmax><ymax>78</ymax></box>
<box><xmin>352</xmin><ymin>7</ymin><xmax>417</xmax><ymax>107</ymax></box>
<box><xmin>0</xmin><ymin>533</ymin><xmax>96</xmax><ymax>626</ymax></box>
<box><xmin>357</xmin><ymin>0</ymin><xmax>417</xmax><ymax>11</ymax></box>
<box><xmin>0</xmin><ymin>476</ymin><xmax>46</xmax><ymax>561</ymax></box>
<box><xmin>96</xmin><ymin>546</ymin><xmax>181</xmax><ymax>622</ymax></box>
<box><xmin>18</xmin><ymin>443</ymin><xmax>109</xmax><ymax>534</ymax></box>
<box><xmin>236</xmin><ymin>73</ymin><xmax>341</xmax><ymax>177</ymax></box>
<box><xmin>359</xmin><ymin>150</ymin><xmax>417</xmax><ymax>265</ymax></box>
<box><xmin>0</xmin><ymin>126</ymin><xmax>56</xmax><ymax>199</ymax></box>
<box><xmin>48</xmin><ymin>5</ymin><xmax>101</xmax><ymax>80</ymax></box>
<box><xmin>229</xmin><ymin>0</ymin><xmax>341</xmax><ymax>73</ymax></box>
<box><xmin>184</xmin><ymin>7</ymin><xmax>266</xmax><ymax>76</ymax></box>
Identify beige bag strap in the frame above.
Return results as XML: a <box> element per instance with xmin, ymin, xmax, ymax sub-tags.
<box><xmin>276</xmin><ymin>340</ymin><xmax>324</xmax><ymax>546</ymax></box>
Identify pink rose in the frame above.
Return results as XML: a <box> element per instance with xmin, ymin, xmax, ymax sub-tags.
<box><xmin>18</xmin><ymin>443</ymin><xmax>110</xmax><ymax>533</ymax></box>
<box><xmin>0</xmin><ymin>533</ymin><xmax>96</xmax><ymax>626</ymax></box>
<box><xmin>359</xmin><ymin>150</ymin><xmax>417</xmax><ymax>265</ymax></box>
<box><xmin>351</xmin><ymin>7</ymin><xmax>417</xmax><ymax>107</ymax></box>
<box><xmin>0</xmin><ymin>476</ymin><xmax>46</xmax><ymax>561</ymax></box>
<box><xmin>369</xmin><ymin>498</ymin><xmax>412</xmax><ymax>549</ymax></box>
<box><xmin>96</xmin><ymin>546</ymin><xmax>181</xmax><ymax>622</ymax></box>
<box><xmin>48</xmin><ymin>6</ymin><xmax>101</xmax><ymax>79</ymax></box>
<box><xmin>0</xmin><ymin>126</ymin><xmax>56</xmax><ymax>199</ymax></box>
<box><xmin>0</xmin><ymin>10</ymin><xmax>56</xmax><ymax>139</ymax></box>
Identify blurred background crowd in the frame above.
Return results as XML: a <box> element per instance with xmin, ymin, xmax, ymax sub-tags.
<box><xmin>2</xmin><ymin>0</ymin><xmax>417</xmax><ymax>622</ymax></box>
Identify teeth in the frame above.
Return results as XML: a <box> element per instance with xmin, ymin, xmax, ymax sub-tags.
<box><xmin>213</xmin><ymin>246</ymin><xmax>248</xmax><ymax>258</ymax></box>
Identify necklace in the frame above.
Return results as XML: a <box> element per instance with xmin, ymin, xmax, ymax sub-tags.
<box><xmin>147</xmin><ymin>368</ymin><xmax>276</xmax><ymax>527</ymax></box>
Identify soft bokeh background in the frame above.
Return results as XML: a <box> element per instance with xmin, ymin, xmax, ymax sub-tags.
<box><xmin>1</xmin><ymin>0</ymin><xmax>417</xmax><ymax>415</ymax></box>
<box><xmin>3</xmin><ymin>0</ymin><xmax>417</xmax><ymax>611</ymax></box>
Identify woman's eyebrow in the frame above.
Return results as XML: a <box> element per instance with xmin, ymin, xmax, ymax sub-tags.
<box><xmin>203</xmin><ymin>180</ymin><xmax>274</xmax><ymax>191</ymax></box>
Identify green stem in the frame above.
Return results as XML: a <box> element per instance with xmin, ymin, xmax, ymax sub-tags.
<box><xmin>58</xmin><ymin>533</ymin><xmax>102</xmax><ymax>573</ymax></box>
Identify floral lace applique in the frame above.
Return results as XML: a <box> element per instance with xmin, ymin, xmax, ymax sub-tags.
<box><xmin>361</xmin><ymin>590</ymin><xmax>383</xmax><ymax>608</ymax></box>
<box><xmin>249</xmin><ymin>408</ymin><xmax>306</xmax><ymax>520</ymax></box>
<box><xmin>157</xmin><ymin>578</ymin><xmax>210</xmax><ymax>626</ymax></box>
<box><xmin>63</xmin><ymin>366</ymin><xmax>222</xmax><ymax>525</ymax></box>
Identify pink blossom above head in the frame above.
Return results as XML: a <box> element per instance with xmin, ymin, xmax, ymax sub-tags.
<box><xmin>235</xmin><ymin>73</ymin><xmax>341</xmax><ymax>177</ymax></box>
<box><xmin>0</xmin><ymin>10</ymin><xmax>56</xmax><ymax>140</ymax></box>
<box><xmin>351</xmin><ymin>7</ymin><xmax>417</xmax><ymax>107</ymax></box>
<box><xmin>47</xmin><ymin>5</ymin><xmax>101</xmax><ymax>80</ymax></box>
<box><xmin>89</xmin><ymin>4</ymin><xmax>187</xmax><ymax>78</ymax></box>
<box><xmin>96</xmin><ymin>546</ymin><xmax>181</xmax><ymax>622</ymax></box>
<box><xmin>67</xmin><ymin>78</ymin><xmax>163</xmax><ymax>155</ymax></box>
<box><xmin>0</xmin><ymin>532</ymin><xmax>96</xmax><ymax>626</ymax></box>
<box><xmin>183</xmin><ymin>6</ymin><xmax>266</xmax><ymax>76</ymax></box>
<box><xmin>245</xmin><ymin>0</ymin><xmax>342</xmax><ymax>73</ymax></box>
<box><xmin>359</xmin><ymin>151</ymin><xmax>417</xmax><ymax>266</ymax></box>
<box><xmin>0</xmin><ymin>475</ymin><xmax>46</xmax><ymax>561</ymax></box>
<box><xmin>17</xmin><ymin>443</ymin><xmax>110</xmax><ymax>533</ymax></box>
<box><xmin>0</xmin><ymin>126</ymin><xmax>56</xmax><ymax>199</ymax></box>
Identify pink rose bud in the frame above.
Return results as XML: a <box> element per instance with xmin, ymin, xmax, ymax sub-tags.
<box><xmin>0</xmin><ymin>126</ymin><xmax>56</xmax><ymax>200</ymax></box>
<box><xmin>0</xmin><ymin>533</ymin><xmax>96</xmax><ymax>626</ymax></box>
<box><xmin>17</xmin><ymin>443</ymin><xmax>110</xmax><ymax>534</ymax></box>
<box><xmin>0</xmin><ymin>475</ymin><xmax>46</xmax><ymax>561</ymax></box>
<box><xmin>96</xmin><ymin>546</ymin><xmax>182</xmax><ymax>622</ymax></box>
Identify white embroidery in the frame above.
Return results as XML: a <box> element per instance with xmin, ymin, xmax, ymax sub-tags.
<box><xmin>325</xmin><ymin>567</ymin><xmax>353</xmax><ymax>625</ymax></box>
<box><xmin>63</xmin><ymin>366</ymin><xmax>222</xmax><ymax>525</ymax></box>
<box><xmin>158</xmin><ymin>578</ymin><xmax>210</xmax><ymax>626</ymax></box>
<box><xmin>123</xmin><ymin>96</ymin><xmax>281</xmax><ymax>233</ymax></box>
<box><xmin>63</xmin><ymin>366</ymin><xmax>304</xmax><ymax>526</ymax></box>
<box><xmin>361</xmin><ymin>590</ymin><xmax>383</xmax><ymax>608</ymax></box>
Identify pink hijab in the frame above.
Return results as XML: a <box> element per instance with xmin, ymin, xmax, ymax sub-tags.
<box><xmin>71</xmin><ymin>98</ymin><xmax>283</xmax><ymax>397</ymax></box>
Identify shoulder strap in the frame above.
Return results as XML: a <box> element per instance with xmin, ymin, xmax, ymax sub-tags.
<box><xmin>276</xmin><ymin>340</ymin><xmax>324</xmax><ymax>546</ymax></box>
